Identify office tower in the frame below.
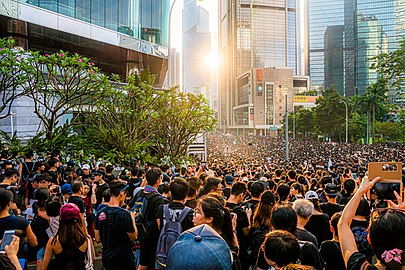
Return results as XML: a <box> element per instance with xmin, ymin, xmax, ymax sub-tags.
<box><xmin>218</xmin><ymin>0</ymin><xmax>302</xmax><ymax>131</ymax></box>
<box><xmin>308</xmin><ymin>0</ymin><xmax>345</xmax><ymax>92</ymax></box>
<box><xmin>183</xmin><ymin>0</ymin><xmax>211</xmax><ymax>96</ymax></box>
<box><xmin>324</xmin><ymin>26</ymin><xmax>345</xmax><ymax>94</ymax></box>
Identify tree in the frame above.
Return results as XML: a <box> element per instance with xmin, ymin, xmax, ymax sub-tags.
<box><xmin>20</xmin><ymin>50</ymin><xmax>109</xmax><ymax>141</ymax></box>
<box><xmin>81</xmin><ymin>72</ymin><xmax>163</xmax><ymax>164</ymax></box>
<box><xmin>296</xmin><ymin>108</ymin><xmax>316</xmax><ymax>138</ymax></box>
<box><xmin>314</xmin><ymin>87</ymin><xmax>346</xmax><ymax>141</ymax></box>
<box><xmin>0</xmin><ymin>38</ymin><xmax>29</xmax><ymax>119</ymax></box>
<box><xmin>152</xmin><ymin>87</ymin><xmax>216</xmax><ymax>161</ymax></box>
<box><xmin>370</xmin><ymin>39</ymin><xmax>405</xmax><ymax>91</ymax></box>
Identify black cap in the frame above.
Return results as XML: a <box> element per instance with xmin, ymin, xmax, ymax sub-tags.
<box><xmin>325</xmin><ymin>183</ymin><xmax>338</xmax><ymax>197</ymax></box>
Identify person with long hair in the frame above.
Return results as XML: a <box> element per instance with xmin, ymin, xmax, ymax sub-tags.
<box><xmin>247</xmin><ymin>191</ymin><xmax>278</xmax><ymax>268</ymax></box>
<box><xmin>42</xmin><ymin>203</ymin><xmax>93</xmax><ymax>270</ymax></box>
<box><xmin>193</xmin><ymin>194</ymin><xmax>237</xmax><ymax>252</ymax></box>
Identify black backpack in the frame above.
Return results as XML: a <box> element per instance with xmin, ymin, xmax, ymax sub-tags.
<box><xmin>247</xmin><ymin>227</ymin><xmax>269</xmax><ymax>267</ymax></box>
<box><xmin>155</xmin><ymin>205</ymin><xmax>191</xmax><ymax>269</ymax></box>
<box><xmin>131</xmin><ymin>190</ymin><xmax>160</xmax><ymax>241</ymax></box>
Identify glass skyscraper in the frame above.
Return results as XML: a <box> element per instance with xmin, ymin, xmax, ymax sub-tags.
<box><xmin>309</xmin><ymin>0</ymin><xmax>405</xmax><ymax>98</ymax></box>
<box><xmin>308</xmin><ymin>0</ymin><xmax>345</xmax><ymax>92</ymax></box>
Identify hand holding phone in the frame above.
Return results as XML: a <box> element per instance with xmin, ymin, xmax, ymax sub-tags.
<box><xmin>0</xmin><ymin>230</ymin><xmax>15</xmax><ymax>251</ymax></box>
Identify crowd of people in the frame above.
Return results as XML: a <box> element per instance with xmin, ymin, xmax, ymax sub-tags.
<box><xmin>0</xmin><ymin>134</ymin><xmax>404</xmax><ymax>270</ymax></box>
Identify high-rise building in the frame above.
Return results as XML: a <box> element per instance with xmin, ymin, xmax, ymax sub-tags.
<box><xmin>0</xmin><ymin>0</ymin><xmax>169</xmax><ymax>137</ymax></box>
<box><xmin>308</xmin><ymin>0</ymin><xmax>345</xmax><ymax>91</ymax></box>
<box><xmin>182</xmin><ymin>0</ymin><xmax>211</xmax><ymax>95</ymax></box>
<box><xmin>169</xmin><ymin>48</ymin><xmax>181</xmax><ymax>87</ymax></box>
<box><xmin>324</xmin><ymin>25</ymin><xmax>345</xmax><ymax>94</ymax></box>
<box><xmin>309</xmin><ymin>0</ymin><xmax>405</xmax><ymax>98</ymax></box>
<box><xmin>218</xmin><ymin>0</ymin><xmax>303</xmax><ymax>132</ymax></box>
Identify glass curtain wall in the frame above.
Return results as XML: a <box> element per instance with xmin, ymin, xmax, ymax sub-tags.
<box><xmin>23</xmin><ymin>0</ymin><xmax>169</xmax><ymax>46</ymax></box>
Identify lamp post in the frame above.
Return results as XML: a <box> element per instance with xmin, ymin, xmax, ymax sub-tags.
<box><xmin>340</xmin><ymin>99</ymin><xmax>348</xmax><ymax>143</ymax></box>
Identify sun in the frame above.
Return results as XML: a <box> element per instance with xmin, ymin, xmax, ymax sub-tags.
<box><xmin>205</xmin><ymin>53</ymin><xmax>219</xmax><ymax>70</ymax></box>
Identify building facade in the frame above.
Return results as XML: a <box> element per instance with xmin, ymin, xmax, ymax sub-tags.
<box><xmin>218</xmin><ymin>0</ymin><xmax>303</xmax><ymax>132</ymax></box>
<box><xmin>182</xmin><ymin>0</ymin><xmax>211</xmax><ymax>95</ymax></box>
<box><xmin>0</xmin><ymin>0</ymin><xmax>169</xmax><ymax>137</ymax></box>
<box><xmin>308</xmin><ymin>0</ymin><xmax>405</xmax><ymax>99</ymax></box>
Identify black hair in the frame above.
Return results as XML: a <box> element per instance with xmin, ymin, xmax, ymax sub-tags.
<box><xmin>145</xmin><ymin>168</ymin><xmax>162</xmax><ymax>186</ymax></box>
<box><xmin>355</xmin><ymin>198</ymin><xmax>371</xmax><ymax>217</ymax></box>
<box><xmin>287</xmin><ymin>170</ymin><xmax>297</xmax><ymax>180</ymax></box>
<box><xmin>277</xmin><ymin>184</ymin><xmax>290</xmax><ymax>202</ymax></box>
<box><xmin>187</xmin><ymin>177</ymin><xmax>202</xmax><ymax>197</ymax></box>
<box><xmin>71</xmin><ymin>180</ymin><xmax>83</xmax><ymax>193</ymax></box>
<box><xmin>105</xmin><ymin>165</ymin><xmax>114</xmax><ymax>174</ymax></box>
<box><xmin>271</xmin><ymin>204</ymin><xmax>298</xmax><ymax>235</ymax></box>
<box><xmin>330</xmin><ymin>212</ymin><xmax>341</xmax><ymax>237</ymax></box>
<box><xmin>158</xmin><ymin>182</ymin><xmax>170</xmax><ymax>195</ymax></box>
<box><xmin>263</xmin><ymin>230</ymin><xmax>301</xmax><ymax>268</ymax></box>
<box><xmin>3</xmin><ymin>168</ymin><xmax>18</xmax><ymax>179</ymax></box>
<box><xmin>102</xmin><ymin>189</ymin><xmax>111</xmax><ymax>203</ymax></box>
<box><xmin>160</xmin><ymin>164</ymin><xmax>170</xmax><ymax>172</ymax></box>
<box><xmin>109</xmin><ymin>181</ymin><xmax>127</xmax><ymax>197</ymax></box>
<box><xmin>170</xmin><ymin>177</ymin><xmax>189</xmax><ymax>201</ymax></box>
<box><xmin>199</xmin><ymin>177</ymin><xmax>221</xmax><ymax>197</ymax></box>
<box><xmin>46</xmin><ymin>195</ymin><xmax>62</xmax><ymax>217</ymax></box>
<box><xmin>198</xmin><ymin>195</ymin><xmax>234</xmax><ymax>248</ymax></box>
<box><xmin>137</xmin><ymin>169</ymin><xmax>145</xmax><ymax>178</ymax></box>
<box><xmin>230</xmin><ymin>182</ymin><xmax>247</xmax><ymax>196</ymax></box>
<box><xmin>130</xmin><ymin>168</ymin><xmax>138</xmax><ymax>177</ymax></box>
<box><xmin>370</xmin><ymin>210</ymin><xmax>405</xmax><ymax>270</ymax></box>
<box><xmin>0</xmin><ymin>189</ymin><xmax>13</xmax><ymax>211</ymax></box>
<box><xmin>343</xmin><ymin>179</ymin><xmax>356</xmax><ymax>195</ymax></box>
<box><xmin>48</xmin><ymin>158</ymin><xmax>59</xmax><ymax>168</ymax></box>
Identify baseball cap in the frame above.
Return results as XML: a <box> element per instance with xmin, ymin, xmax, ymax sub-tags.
<box><xmin>60</xmin><ymin>203</ymin><xmax>81</xmax><ymax>221</ymax></box>
<box><xmin>325</xmin><ymin>183</ymin><xmax>339</xmax><ymax>197</ymax></box>
<box><xmin>305</xmin><ymin>190</ymin><xmax>319</xmax><ymax>200</ymax></box>
<box><xmin>93</xmin><ymin>170</ymin><xmax>105</xmax><ymax>177</ymax></box>
<box><xmin>82</xmin><ymin>164</ymin><xmax>90</xmax><ymax>170</ymax></box>
<box><xmin>61</xmin><ymin>183</ymin><xmax>73</xmax><ymax>195</ymax></box>
<box><xmin>224</xmin><ymin>175</ymin><xmax>234</xmax><ymax>185</ymax></box>
<box><xmin>167</xmin><ymin>224</ymin><xmax>232</xmax><ymax>270</ymax></box>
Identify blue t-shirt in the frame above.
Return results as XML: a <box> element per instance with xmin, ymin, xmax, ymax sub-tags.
<box><xmin>0</xmin><ymin>215</ymin><xmax>29</xmax><ymax>239</ymax></box>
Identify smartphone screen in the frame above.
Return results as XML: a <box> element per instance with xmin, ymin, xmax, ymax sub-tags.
<box><xmin>0</xmin><ymin>230</ymin><xmax>15</xmax><ymax>251</ymax></box>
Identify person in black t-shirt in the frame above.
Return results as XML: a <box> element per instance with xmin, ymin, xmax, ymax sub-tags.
<box><xmin>226</xmin><ymin>182</ymin><xmax>251</xmax><ymax>270</ymax></box>
<box><xmin>156</xmin><ymin>178</ymin><xmax>194</xmax><ymax>232</ymax></box>
<box><xmin>320</xmin><ymin>212</ymin><xmax>346</xmax><ymax>270</ymax></box>
<box><xmin>127</xmin><ymin>168</ymin><xmax>164</xmax><ymax>270</ymax></box>
<box><xmin>94</xmin><ymin>171</ymin><xmax>109</xmax><ymax>209</ymax></box>
<box><xmin>0</xmin><ymin>169</ymin><xmax>20</xmax><ymax>215</ymax></box>
<box><xmin>68</xmin><ymin>180</ymin><xmax>86</xmax><ymax>225</ymax></box>
<box><xmin>185</xmin><ymin>177</ymin><xmax>202</xmax><ymax>209</ymax></box>
<box><xmin>222</xmin><ymin>175</ymin><xmax>234</xmax><ymax>200</ymax></box>
<box><xmin>95</xmin><ymin>181</ymin><xmax>137</xmax><ymax>270</ymax></box>
<box><xmin>320</xmin><ymin>183</ymin><xmax>344</xmax><ymax>219</ymax></box>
